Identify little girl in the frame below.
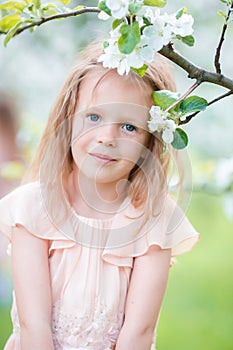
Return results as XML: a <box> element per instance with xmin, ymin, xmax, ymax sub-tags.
<box><xmin>0</xmin><ymin>42</ymin><xmax>199</xmax><ymax>350</ymax></box>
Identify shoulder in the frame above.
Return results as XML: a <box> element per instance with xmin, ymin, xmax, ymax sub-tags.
<box><xmin>103</xmin><ymin>194</ymin><xmax>199</xmax><ymax>264</ymax></box>
<box><xmin>0</xmin><ymin>181</ymin><xmax>44</xmax><ymax>220</ymax></box>
<box><xmin>0</xmin><ymin>181</ymin><xmax>41</xmax><ymax>203</ymax></box>
<box><xmin>0</xmin><ymin>181</ymin><xmax>75</xmax><ymax>255</ymax></box>
<box><xmin>0</xmin><ymin>181</ymin><xmax>55</xmax><ymax>240</ymax></box>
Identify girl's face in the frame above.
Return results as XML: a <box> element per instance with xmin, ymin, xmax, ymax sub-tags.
<box><xmin>71</xmin><ymin>71</ymin><xmax>153</xmax><ymax>185</ymax></box>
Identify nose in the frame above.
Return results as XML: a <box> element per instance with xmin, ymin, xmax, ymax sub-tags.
<box><xmin>96</xmin><ymin>123</ymin><xmax>117</xmax><ymax>147</ymax></box>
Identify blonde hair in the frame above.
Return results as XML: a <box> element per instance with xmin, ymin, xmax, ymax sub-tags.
<box><xmin>23</xmin><ymin>41</ymin><xmax>176</xmax><ymax>224</ymax></box>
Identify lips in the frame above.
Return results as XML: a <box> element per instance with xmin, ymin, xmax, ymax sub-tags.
<box><xmin>89</xmin><ymin>153</ymin><xmax>117</xmax><ymax>164</ymax></box>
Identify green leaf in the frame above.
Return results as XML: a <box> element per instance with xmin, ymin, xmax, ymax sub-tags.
<box><xmin>0</xmin><ymin>1</ymin><xmax>26</xmax><ymax>12</ymax></box>
<box><xmin>118</xmin><ymin>21</ymin><xmax>141</xmax><ymax>54</ymax></box>
<box><xmin>131</xmin><ymin>64</ymin><xmax>148</xmax><ymax>77</ymax></box>
<box><xmin>56</xmin><ymin>0</ymin><xmax>70</xmax><ymax>4</ymax></box>
<box><xmin>72</xmin><ymin>5</ymin><xmax>84</xmax><ymax>11</ymax></box>
<box><xmin>3</xmin><ymin>20</ymin><xmax>21</xmax><ymax>46</ymax></box>
<box><xmin>220</xmin><ymin>0</ymin><xmax>231</xmax><ymax>5</ymax></box>
<box><xmin>41</xmin><ymin>3</ymin><xmax>59</xmax><ymax>16</ymax></box>
<box><xmin>98</xmin><ymin>1</ymin><xmax>111</xmax><ymax>16</ymax></box>
<box><xmin>143</xmin><ymin>16</ymin><xmax>152</xmax><ymax>26</ymax></box>
<box><xmin>112</xmin><ymin>19</ymin><xmax>123</xmax><ymax>30</ymax></box>
<box><xmin>217</xmin><ymin>10</ymin><xmax>227</xmax><ymax>19</ymax></box>
<box><xmin>103</xmin><ymin>40</ymin><xmax>109</xmax><ymax>49</ymax></box>
<box><xmin>178</xmin><ymin>35</ymin><xmax>195</xmax><ymax>46</ymax></box>
<box><xmin>152</xmin><ymin>90</ymin><xmax>180</xmax><ymax>111</ymax></box>
<box><xmin>176</xmin><ymin>7</ymin><xmax>187</xmax><ymax>19</ymax></box>
<box><xmin>32</xmin><ymin>0</ymin><xmax>40</xmax><ymax>9</ymax></box>
<box><xmin>179</xmin><ymin>96</ymin><xmax>208</xmax><ymax>114</ymax></box>
<box><xmin>171</xmin><ymin>128</ymin><xmax>188</xmax><ymax>150</ymax></box>
<box><xmin>160</xmin><ymin>142</ymin><xmax>167</xmax><ymax>159</ymax></box>
<box><xmin>144</xmin><ymin>0</ymin><xmax>167</xmax><ymax>8</ymax></box>
<box><xmin>0</xmin><ymin>13</ymin><xmax>21</xmax><ymax>31</ymax></box>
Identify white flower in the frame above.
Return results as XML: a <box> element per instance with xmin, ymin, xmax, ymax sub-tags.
<box><xmin>98</xmin><ymin>11</ymin><xmax>111</xmax><ymax>20</ymax></box>
<box><xmin>127</xmin><ymin>36</ymin><xmax>154</xmax><ymax>67</ymax></box>
<box><xmin>148</xmin><ymin>106</ymin><xmax>176</xmax><ymax>143</ymax></box>
<box><xmin>162</xmin><ymin>119</ymin><xmax>176</xmax><ymax>143</ymax></box>
<box><xmin>98</xmin><ymin>38</ymin><xmax>131</xmax><ymax>75</ymax></box>
<box><xmin>148</xmin><ymin>106</ymin><xmax>164</xmax><ymax>132</ymax></box>
<box><xmin>136</xmin><ymin>6</ymin><xmax>160</xmax><ymax>23</ymax></box>
<box><xmin>164</xmin><ymin>12</ymin><xmax>194</xmax><ymax>37</ymax></box>
<box><xmin>106</xmin><ymin>0</ymin><xmax>130</xmax><ymax>19</ymax></box>
<box><xmin>143</xmin><ymin>17</ymin><xmax>172</xmax><ymax>52</ymax></box>
<box><xmin>98</xmin><ymin>27</ymin><xmax>155</xmax><ymax>75</ymax></box>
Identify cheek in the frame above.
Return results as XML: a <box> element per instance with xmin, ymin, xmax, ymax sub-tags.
<box><xmin>72</xmin><ymin>113</ymin><xmax>86</xmax><ymax>131</ymax></box>
<box><xmin>118</xmin><ymin>139</ymin><xmax>148</xmax><ymax>164</ymax></box>
<box><xmin>70</xmin><ymin>136</ymin><xmax>85</xmax><ymax>165</ymax></box>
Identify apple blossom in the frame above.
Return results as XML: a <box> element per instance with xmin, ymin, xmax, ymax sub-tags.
<box><xmin>136</xmin><ymin>6</ymin><xmax>160</xmax><ymax>23</ymax></box>
<box><xmin>126</xmin><ymin>36</ymin><xmax>155</xmax><ymax>67</ymax></box>
<box><xmin>148</xmin><ymin>106</ymin><xmax>177</xmax><ymax>143</ymax></box>
<box><xmin>98</xmin><ymin>41</ymin><xmax>132</xmax><ymax>75</ymax></box>
<box><xmin>143</xmin><ymin>17</ymin><xmax>172</xmax><ymax>51</ymax></box>
<box><xmin>163</xmin><ymin>12</ymin><xmax>194</xmax><ymax>37</ymax></box>
<box><xmin>106</xmin><ymin>0</ymin><xmax>130</xmax><ymax>19</ymax></box>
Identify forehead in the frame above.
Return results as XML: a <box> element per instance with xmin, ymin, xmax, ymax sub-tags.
<box><xmin>76</xmin><ymin>70</ymin><xmax>154</xmax><ymax>111</ymax></box>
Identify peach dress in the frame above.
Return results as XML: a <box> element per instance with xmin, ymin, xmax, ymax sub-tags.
<box><xmin>0</xmin><ymin>182</ymin><xmax>199</xmax><ymax>350</ymax></box>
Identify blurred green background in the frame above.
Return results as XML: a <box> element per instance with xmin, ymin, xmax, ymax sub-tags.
<box><xmin>0</xmin><ymin>0</ymin><xmax>233</xmax><ymax>349</ymax></box>
<box><xmin>158</xmin><ymin>193</ymin><xmax>233</xmax><ymax>350</ymax></box>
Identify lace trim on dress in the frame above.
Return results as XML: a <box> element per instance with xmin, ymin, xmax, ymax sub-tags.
<box><xmin>52</xmin><ymin>301</ymin><xmax>124</xmax><ymax>350</ymax></box>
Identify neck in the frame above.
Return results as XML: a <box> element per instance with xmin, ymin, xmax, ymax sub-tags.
<box><xmin>67</xmin><ymin>170</ymin><xmax>129</xmax><ymax>218</ymax></box>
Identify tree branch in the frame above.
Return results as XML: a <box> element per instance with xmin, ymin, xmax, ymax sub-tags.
<box><xmin>159</xmin><ymin>44</ymin><xmax>233</xmax><ymax>91</ymax></box>
<box><xmin>164</xmin><ymin>81</ymin><xmax>201</xmax><ymax>113</ymax></box>
<box><xmin>0</xmin><ymin>7</ymin><xmax>100</xmax><ymax>37</ymax></box>
<box><xmin>179</xmin><ymin>90</ymin><xmax>233</xmax><ymax>125</ymax></box>
<box><xmin>214</xmin><ymin>1</ymin><xmax>233</xmax><ymax>74</ymax></box>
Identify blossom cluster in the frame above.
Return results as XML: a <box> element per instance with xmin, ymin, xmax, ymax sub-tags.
<box><xmin>98</xmin><ymin>0</ymin><xmax>194</xmax><ymax>75</ymax></box>
<box><xmin>148</xmin><ymin>105</ymin><xmax>176</xmax><ymax>144</ymax></box>
<box><xmin>146</xmin><ymin>92</ymin><xmax>207</xmax><ymax>149</ymax></box>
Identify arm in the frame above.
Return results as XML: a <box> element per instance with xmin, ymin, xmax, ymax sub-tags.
<box><xmin>11</xmin><ymin>224</ymin><xmax>54</xmax><ymax>350</ymax></box>
<box><xmin>115</xmin><ymin>245</ymin><xmax>171</xmax><ymax>350</ymax></box>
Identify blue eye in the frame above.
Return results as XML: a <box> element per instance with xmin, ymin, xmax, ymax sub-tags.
<box><xmin>122</xmin><ymin>124</ymin><xmax>137</xmax><ymax>132</ymax></box>
<box><xmin>87</xmin><ymin>114</ymin><xmax>100</xmax><ymax>122</ymax></box>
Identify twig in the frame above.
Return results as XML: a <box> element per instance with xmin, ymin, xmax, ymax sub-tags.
<box><xmin>164</xmin><ymin>81</ymin><xmax>201</xmax><ymax>113</ymax></box>
<box><xmin>159</xmin><ymin>44</ymin><xmax>233</xmax><ymax>91</ymax></box>
<box><xmin>1</xmin><ymin>7</ymin><xmax>100</xmax><ymax>37</ymax></box>
<box><xmin>206</xmin><ymin>90</ymin><xmax>232</xmax><ymax>107</ymax></box>
<box><xmin>179</xmin><ymin>90</ymin><xmax>233</xmax><ymax>125</ymax></box>
<box><xmin>214</xmin><ymin>1</ymin><xmax>233</xmax><ymax>74</ymax></box>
